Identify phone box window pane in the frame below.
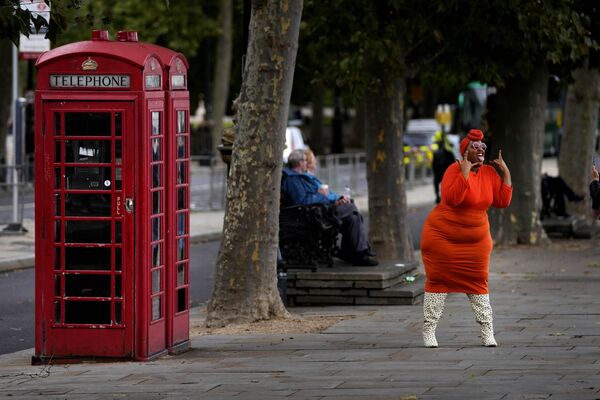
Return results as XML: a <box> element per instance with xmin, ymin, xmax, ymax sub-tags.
<box><xmin>54</xmin><ymin>301</ymin><xmax>61</xmax><ymax>323</ymax></box>
<box><xmin>177</xmin><ymin>263</ymin><xmax>186</xmax><ymax>286</ymax></box>
<box><xmin>115</xmin><ymin>112</ymin><xmax>122</xmax><ymax>136</ymax></box>
<box><xmin>65</xmin><ymin>247</ymin><xmax>111</xmax><ymax>270</ymax></box>
<box><xmin>55</xmin><ymin>194</ymin><xmax>61</xmax><ymax>216</ymax></box>
<box><xmin>65</xmin><ymin>112</ymin><xmax>111</xmax><ymax>136</ymax></box>
<box><xmin>55</xmin><ymin>169</ymin><xmax>61</xmax><ymax>189</ymax></box>
<box><xmin>54</xmin><ymin>247</ymin><xmax>61</xmax><ymax>269</ymax></box>
<box><xmin>115</xmin><ymin>248</ymin><xmax>122</xmax><ymax>271</ymax></box>
<box><xmin>152</xmin><ymin>164</ymin><xmax>161</xmax><ymax>188</ymax></box>
<box><xmin>54</xmin><ymin>113</ymin><xmax>61</xmax><ymax>135</ymax></box>
<box><xmin>115</xmin><ymin>275</ymin><xmax>122</xmax><ymax>298</ymax></box>
<box><xmin>177</xmin><ymin>213</ymin><xmax>186</xmax><ymax>235</ymax></box>
<box><xmin>177</xmin><ymin>136</ymin><xmax>186</xmax><ymax>158</ymax></box>
<box><xmin>152</xmin><ymin>138</ymin><xmax>161</xmax><ymax>161</ymax></box>
<box><xmin>152</xmin><ymin>243</ymin><xmax>161</xmax><ymax>267</ymax></box>
<box><xmin>152</xmin><ymin>269</ymin><xmax>161</xmax><ymax>294</ymax></box>
<box><xmin>177</xmin><ymin>161</ymin><xmax>187</xmax><ymax>184</ymax></box>
<box><xmin>177</xmin><ymin>288</ymin><xmax>187</xmax><ymax>312</ymax></box>
<box><xmin>153</xmin><ymin>191</ymin><xmax>161</xmax><ymax>214</ymax></box>
<box><xmin>65</xmin><ymin>167</ymin><xmax>111</xmax><ymax>190</ymax></box>
<box><xmin>65</xmin><ymin>220</ymin><xmax>111</xmax><ymax>243</ymax></box>
<box><xmin>152</xmin><ymin>217</ymin><xmax>161</xmax><ymax>241</ymax></box>
<box><xmin>115</xmin><ymin>221</ymin><xmax>122</xmax><ymax>243</ymax></box>
<box><xmin>115</xmin><ymin>302</ymin><xmax>122</xmax><ymax>324</ymax></box>
<box><xmin>65</xmin><ymin>194</ymin><xmax>111</xmax><ymax>216</ymax></box>
<box><xmin>65</xmin><ymin>301</ymin><xmax>110</xmax><ymax>324</ymax></box>
<box><xmin>54</xmin><ymin>221</ymin><xmax>61</xmax><ymax>242</ymax></box>
<box><xmin>116</xmin><ymin>167</ymin><xmax>122</xmax><ymax>190</ymax></box>
<box><xmin>115</xmin><ymin>141</ymin><xmax>122</xmax><ymax>164</ymax></box>
<box><xmin>65</xmin><ymin>274</ymin><xmax>110</xmax><ymax>297</ymax></box>
<box><xmin>177</xmin><ymin>110</ymin><xmax>186</xmax><ymax>133</ymax></box>
<box><xmin>151</xmin><ymin>112</ymin><xmax>160</xmax><ymax>135</ymax></box>
<box><xmin>177</xmin><ymin>238</ymin><xmax>186</xmax><ymax>261</ymax></box>
<box><xmin>55</xmin><ymin>141</ymin><xmax>61</xmax><ymax>162</ymax></box>
<box><xmin>54</xmin><ymin>274</ymin><xmax>61</xmax><ymax>296</ymax></box>
<box><xmin>65</xmin><ymin>140</ymin><xmax>111</xmax><ymax>163</ymax></box>
<box><xmin>177</xmin><ymin>187</ymin><xmax>186</xmax><ymax>209</ymax></box>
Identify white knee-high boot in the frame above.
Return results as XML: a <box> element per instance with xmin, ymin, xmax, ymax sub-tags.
<box><xmin>467</xmin><ymin>294</ymin><xmax>497</xmax><ymax>347</ymax></box>
<box><xmin>422</xmin><ymin>292</ymin><xmax>447</xmax><ymax>348</ymax></box>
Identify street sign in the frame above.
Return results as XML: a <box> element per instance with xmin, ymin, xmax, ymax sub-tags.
<box><xmin>19</xmin><ymin>0</ymin><xmax>51</xmax><ymax>60</ymax></box>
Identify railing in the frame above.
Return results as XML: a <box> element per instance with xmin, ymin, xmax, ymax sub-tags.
<box><xmin>188</xmin><ymin>152</ymin><xmax>432</xmax><ymax>211</ymax></box>
<box><xmin>0</xmin><ymin>162</ymin><xmax>34</xmax><ymax>231</ymax></box>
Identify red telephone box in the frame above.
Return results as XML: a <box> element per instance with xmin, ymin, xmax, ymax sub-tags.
<box><xmin>33</xmin><ymin>30</ymin><xmax>190</xmax><ymax>362</ymax></box>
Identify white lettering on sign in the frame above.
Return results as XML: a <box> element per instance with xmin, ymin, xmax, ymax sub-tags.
<box><xmin>49</xmin><ymin>75</ymin><xmax>131</xmax><ymax>88</ymax></box>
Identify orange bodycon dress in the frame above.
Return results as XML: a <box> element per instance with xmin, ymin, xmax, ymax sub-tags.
<box><xmin>421</xmin><ymin>162</ymin><xmax>512</xmax><ymax>294</ymax></box>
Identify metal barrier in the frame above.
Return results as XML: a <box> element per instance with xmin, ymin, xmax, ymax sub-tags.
<box><xmin>0</xmin><ymin>162</ymin><xmax>34</xmax><ymax>232</ymax></box>
<box><xmin>188</xmin><ymin>152</ymin><xmax>432</xmax><ymax>211</ymax></box>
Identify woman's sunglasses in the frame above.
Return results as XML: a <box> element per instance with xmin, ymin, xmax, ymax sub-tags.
<box><xmin>471</xmin><ymin>142</ymin><xmax>487</xmax><ymax>151</ymax></box>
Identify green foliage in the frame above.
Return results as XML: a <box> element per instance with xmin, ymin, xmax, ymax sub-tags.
<box><xmin>57</xmin><ymin>0</ymin><xmax>220</xmax><ymax>56</ymax></box>
<box><xmin>0</xmin><ymin>0</ymin><xmax>85</xmax><ymax>43</ymax></box>
<box><xmin>300</xmin><ymin>0</ymin><xmax>599</xmax><ymax>97</ymax></box>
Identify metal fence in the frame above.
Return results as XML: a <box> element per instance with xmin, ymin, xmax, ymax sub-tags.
<box><xmin>188</xmin><ymin>152</ymin><xmax>432</xmax><ymax>211</ymax></box>
<box><xmin>0</xmin><ymin>162</ymin><xmax>35</xmax><ymax>230</ymax></box>
<box><xmin>0</xmin><ymin>153</ymin><xmax>432</xmax><ymax>222</ymax></box>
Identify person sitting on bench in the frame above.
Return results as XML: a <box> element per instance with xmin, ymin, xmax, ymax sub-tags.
<box><xmin>281</xmin><ymin>149</ymin><xmax>378</xmax><ymax>267</ymax></box>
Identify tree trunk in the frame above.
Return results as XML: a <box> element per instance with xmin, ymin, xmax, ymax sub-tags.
<box><xmin>309</xmin><ymin>80</ymin><xmax>325</xmax><ymax>154</ymax></box>
<box><xmin>0</xmin><ymin>40</ymin><xmax>12</xmax><ymax>159</ymax></box>
<box><xmin>558</xmin><ymin>68</ymin><xmax>600</xmax><ymax>219</ymax></box>
<box><xmin>489</xmin><ymin>65</ymin><xmax>549</xmax><ymax>245</ymax></box>
<box><xmin>364</xmin><ymin>77</ymin><xmax>414</xmax><ymax>260</ymax></box>
<box><xmin>206</xmin><ymin>0</ymin><xmax>303</xmax><ymax>328</ymax></box>
<box><xmin>209</xmin><ymin>0</ymin><xmax>233</xmax><ymax>157</ymax></box>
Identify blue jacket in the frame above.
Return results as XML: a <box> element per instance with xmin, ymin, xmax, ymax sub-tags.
<box><xmin>281</xmin><ymin>168</ymin><xmax>339</xmax><ymax>206</ymax></box>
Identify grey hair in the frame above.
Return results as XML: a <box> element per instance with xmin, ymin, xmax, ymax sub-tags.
<box><xmin>287</xmin><ymin>149</ymin><xmax>306</xmax><ymax>169</ymax></box>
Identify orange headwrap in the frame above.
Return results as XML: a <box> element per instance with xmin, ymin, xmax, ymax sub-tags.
<box><xmin>460</xmin><ymin>129</ymin><xmax>485</xmax><ymax>155</ymax></box>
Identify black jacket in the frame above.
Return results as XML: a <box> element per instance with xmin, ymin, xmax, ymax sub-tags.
<box><xmin>590</xmin><ymin>180</ymin><xmax>600</xmax><ymax>210</ymax></box>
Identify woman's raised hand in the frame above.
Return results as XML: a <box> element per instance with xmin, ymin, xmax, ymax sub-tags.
<box><xmin>491</xmin><ymin>150</ymin><xmax>512</xmax><ymax>186</ymax></box>
<box><xmin>491</xmin><ymin>150</ymin><xmax>508</xmax><ymax>174</ymax></box>
<box><xmin>459</xmin><ymin>150</ymin><xmax>473</xmax><ymax>178</ymax></box>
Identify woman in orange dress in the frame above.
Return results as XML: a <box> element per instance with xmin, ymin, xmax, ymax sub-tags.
<box><xmin>421</xmin><ymin>129</ymin><xmax>512</xmax><ymax>348</ymax></box>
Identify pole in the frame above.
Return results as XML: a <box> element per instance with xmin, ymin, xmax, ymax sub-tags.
<box><xmin>1</xmin><ymin>44</ymin><xmax>27</xmax><ymax>235</ymax></box>
<box><xmin>12</xmin><ymin>44</ymin><xmax>18</xmax><ymax>224</ymax></box>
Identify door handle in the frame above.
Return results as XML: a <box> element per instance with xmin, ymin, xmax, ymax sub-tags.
<box><xmin>125</xmin><ymin>198</ymin><xmax>134</xmax><ymax>213</ymax></box>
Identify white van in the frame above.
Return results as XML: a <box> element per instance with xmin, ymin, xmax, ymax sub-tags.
<box><xmin>283</xmin><ymin>126</ymin><xmax>307</xmax><ymax>163</ymax></box>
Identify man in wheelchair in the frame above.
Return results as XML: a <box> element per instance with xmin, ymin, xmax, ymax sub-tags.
<box><xmin>280</xmin><ymin>149</ymin><xmax>378</xmax><ymax>267</ymax></box>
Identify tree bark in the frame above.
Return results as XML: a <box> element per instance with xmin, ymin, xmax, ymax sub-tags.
<box><xmin>0</xmin><ymin>40</ymin><xmax>12</xmax><ymax>159</ymax></box>
<box><xmin>558</xmin><ymin>68</ymin><xmax>600</xmax><ymax>219</ymax></box>
<box><xmin>209</xmin><ymin>0</ymin><xmax>233</xmax><ymax>157</ymax></box>
<box><xmin>206</xmin><ymin>0</ymin><xmax>303</xmax><ymax>328</ymax></box>
<box><xmin>489</xmin><ymin>65</ymin><xmax>549</xmax><ymax>245</ymax></box>
<box><xmin>364</xmin><ymin>77</ymin><xmax>414</xmax><ymax>260</ymax></box>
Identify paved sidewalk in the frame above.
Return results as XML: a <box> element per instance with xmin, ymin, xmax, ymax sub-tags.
<box><xmin>0</xmin><ymin>237</ymin><xmax>598</xmax><ymax>399</ymax></box>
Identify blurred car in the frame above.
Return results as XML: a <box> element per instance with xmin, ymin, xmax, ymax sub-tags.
<box><xmin>283</xmin><ymin>126</ymin><xmax>308</xmax><ymax>163</ymax></box>
<box><xmin>404</xmin><ymin>119</ymin><xmax>441</xmax><ymax>148</ymax></box>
